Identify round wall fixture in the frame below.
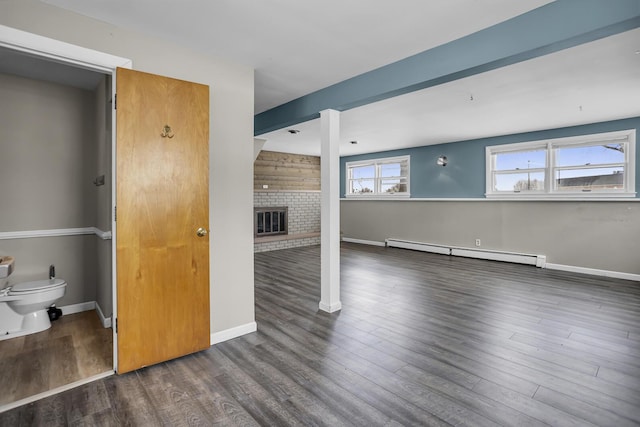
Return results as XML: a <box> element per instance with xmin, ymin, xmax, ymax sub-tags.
<box><xmin>437</xmin><ymin>155</ymin><xmax>448</xmax><ymax>166</ymax></box>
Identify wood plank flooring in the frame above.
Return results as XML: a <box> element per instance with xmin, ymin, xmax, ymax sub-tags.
<box><xmin>2</xmin><ymin>242</ymin><xmax>640</xmax><ymax>426</ymax></box>
<box><xmin>0</xmin><ymin>310</ymin><xmax>113</xmax><ymax>407</ymax></box>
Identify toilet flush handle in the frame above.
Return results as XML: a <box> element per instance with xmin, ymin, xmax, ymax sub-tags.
<box><xmin>196</xmin><ymin>227</ymin><xmax>208</xmax><ymax>237</ymax></box>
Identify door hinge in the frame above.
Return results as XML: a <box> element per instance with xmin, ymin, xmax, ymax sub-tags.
<box><xmin>114</xmin><ymin>206</ymin><xmax>117</xmax><ymax>222</ymax></box>
<box><xmin>115</xmin><ymin>318</ymin><xmax>118</xmax><ymax>333</ymax></box>
<box><xmin>114</xmin><ymin>94</ymin><xmax>117</xmax><ymax>110</ymax></box>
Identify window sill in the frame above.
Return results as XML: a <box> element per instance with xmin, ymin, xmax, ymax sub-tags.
<box><xmin>345</xmin><ymin>193</ymin><xmax>411</xmax><ymax>200</ymax></box>
<box><xmin>485</xmin><ymin>192</ymin><xmax>637</xmax><ymax>200</ymax></box>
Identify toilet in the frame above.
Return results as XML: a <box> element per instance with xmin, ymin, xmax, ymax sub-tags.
<box><xmin>0</xmin><ymin>256</ymin><xmax>67</xmax><ymax>341</ymax></box>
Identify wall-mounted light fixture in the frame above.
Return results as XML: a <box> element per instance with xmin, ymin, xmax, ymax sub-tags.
<box><xmin>436</xmin><ymin>155</ymin><xmax>448</xmax><ymax>167</ymax></box>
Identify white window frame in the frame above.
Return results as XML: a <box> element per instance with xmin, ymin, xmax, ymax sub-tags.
<box><xmin>346</xmin><ymin>155</ymin><xmax>410</xmax><ymax>198</ymax></box>
<box><xmin>485</xmin><ymin>130</ymin><xmax>636</xmax><ymax>199</ymax></box>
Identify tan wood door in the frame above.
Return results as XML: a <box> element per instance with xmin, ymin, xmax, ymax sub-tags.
<box><xmin>116</xmin><ymin>68</ymin><xmax>210</xmax><ymax>374</ymax></box>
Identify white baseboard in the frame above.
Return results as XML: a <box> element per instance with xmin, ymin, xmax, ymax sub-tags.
<box><xmin>95</xmin><ymin>301</ymin><xmax>112</xmax><ymax>328</ymax></box>
<box><xmin>210</xmin><ymin>321</ymin><xmax>257</xmax><ymax>345</ymax></box>
<box><xmin>319</xmin><ymin>301</ymin><xmax>342</xmax><ymax>313</ymax></box>
<box><xmin>59</xmin><ymin>301</ymin><xmax>95</xmax><ymax>315</ymax></box>
<box><xmin>545</xmin><ymin>263</ymin><xmax>640</xmax><ymax>282</ymax></box>
<box><xmin>58</xmin><ymin>301</ymin><xmax>112</xmax><ymax>328</ymax></box>
<box><xmin>341</xmin><ymin>237</ymin><xmax>385</xmax><ymax>247</ymax></box>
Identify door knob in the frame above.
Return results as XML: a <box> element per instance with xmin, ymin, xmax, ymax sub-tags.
<box><xmin>196</xmin><ymin>227</ymin><xmax>208</xmax><ymax>237</ymax></box>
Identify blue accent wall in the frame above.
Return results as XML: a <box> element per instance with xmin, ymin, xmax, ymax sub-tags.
<box><xmin>340</xmin><ymin>117</ymin><xmax>640</xmax><ymax>198</ymax></box>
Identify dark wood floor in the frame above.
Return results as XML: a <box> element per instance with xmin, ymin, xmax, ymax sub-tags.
<box><xmin>0</xmin><ymin>310</ymin><xmax>113</xmax><ymax>407</ymax></box>
<box><xmin>2</xmin><ymin>242</ymin><xmax>640</xmax><ymax>426</ymax></box>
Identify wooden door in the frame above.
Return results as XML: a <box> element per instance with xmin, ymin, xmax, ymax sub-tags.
<box><xmin>116</xmin><ymin>68</ymin><xmax>210</xmax><ymax>374</ymax></box>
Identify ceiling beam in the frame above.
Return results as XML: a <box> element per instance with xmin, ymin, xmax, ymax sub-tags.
<box><xmin>255</xmin><ymin>0</ymin><xmax>640</xmax><ymax>136</ymax></box>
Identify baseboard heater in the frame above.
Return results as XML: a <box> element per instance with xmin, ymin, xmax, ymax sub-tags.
<box><xmin>385</xmin><ymin>238</ymin><xmax>546</xmax><ymax>268</ymax></box>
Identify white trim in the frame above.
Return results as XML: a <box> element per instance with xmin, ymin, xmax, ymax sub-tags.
<box><xmin>484</xmin><ymin>193</ymin><xmax>636</xmax><ymax>200</ymax></box>
<box><xmin>0</xmin><ymin>21</ymin><xmax>132</xmax><ymax>381</ymax></box>
<box><xmin>0</xmin><ymin>370</ymin><xmax>114</xmax><ymax>414</ymax></box>
<box><xmin>341</xmin><ymin>237</ymin><xmax>386</xmax><ymax>247</ymax></box>
<box><xmin>486</xmin><ymin>129</ymin><xmax>636</xmax><ymax>198</ymax></box>
<box><xmin>0</xmin><ymin>24</ymin><xmax>132</xmax><ymax>73</ymax></box>
<box><xmin>485</xmin><ymin>130</ymin><xmax>633</xmax><ymax>153</ymax></box>
<box><xmin>545</xmin><ymin>263</ymin><xmax>640</xmax><ymax>282</ymax></box>
<box><xmin>254</xmin><ymin>189</ymin><xmax>322</xmax><ymax>193</ymax></box>
<box><xmin>46</xmin><ymin>300</ymin><xmax>111</xmax><ymax>324</ymax></box>
<box><xmin>59</xmin><ymin>301</ymin><xmax>96</xmax><ymax>315</ymax></box>
<box><xmin>346</xmin><ymin>155</ymin><xmax>410</xmax><ymax>197</ymax></box>
<box><xmin>319</xmin><ymin>301</ymin><xmax>342</xmax><ymax>313</ymax></box>
<box><xmin>345</xmin><ymin>194</ymin><xmax>411</xmax><ymax>199</ymax></box>
<box><xmin>341</xmin><ymin>197</ymin><xmax>640</xmax><ymax>202</ymax></box>
<box><xmin>93</xmin><ymin>228</ymin><xmax>112</xmax><ymax>240</ymax></box>
<box><xmin>210</xmin><ymin>322</ymin><xmax>257</xmax><ymax>345</ymax></box>
<box><xmin>95</xmin><ymin>301</ymin><xmax>112</xmax><ymax>328</ymax></box>
<box><xmin>0</xmin><ymin>227</ymin><xmax>112</xmax><ymax>240</ymax></box>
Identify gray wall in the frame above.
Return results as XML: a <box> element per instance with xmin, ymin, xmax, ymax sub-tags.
<box><xmin>1</xmin><ymin>0</ymin><xmax>256</xmax><ymax>335</ymax></box>
<box><xmin>0</xmin><ymin>73</ymin><xmax>104</xmax><ymax>306</ymax></box>
<box><xmin>341</xmin><ymin>200</ymin><xmax>640</xmax><ymax>275</ymax></box>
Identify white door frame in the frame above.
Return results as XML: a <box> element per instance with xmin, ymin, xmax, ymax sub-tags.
<box><xmin>0</xmin><ymin>24</ymin><xmax>132</xmax><ymax>372</ymax></box>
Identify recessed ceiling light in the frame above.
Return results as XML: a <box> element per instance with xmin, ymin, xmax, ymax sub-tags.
<box><xmin>350</xmin><ymin>140</ymin><xmax>358</xmax><ymax>145</ymax></box>
<box><xmin>287</xmin><ymin>129</ymin><xmax>300</xmax><ymax>134</ymax></box>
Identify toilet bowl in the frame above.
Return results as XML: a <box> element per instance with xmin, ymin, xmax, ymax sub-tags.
<box><xmin>0</xmin><ymin>260</ymin><xmax>67</xmax><ymax>341</ymax></box>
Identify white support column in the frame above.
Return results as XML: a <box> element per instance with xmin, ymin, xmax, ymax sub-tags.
<box><xmin>319</xmin><ymin>109</ymin><xmax>342</xmax><ymax>313</ymax></box>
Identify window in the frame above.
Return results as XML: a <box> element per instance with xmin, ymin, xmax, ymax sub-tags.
<box><xmin>346</xmin><ymin>155</ymin><xmax>410</xmax><ymax>197</ymax></box>
<box><xmin>486</xmin><ymin>130</ymin><xmax>636</xmax><ymax>198</ymax></box>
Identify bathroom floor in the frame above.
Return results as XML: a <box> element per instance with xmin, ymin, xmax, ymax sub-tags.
<box><xmin>0</xmin><ymin>310</ymin><xmax>112</xmax><ymax>406</ymax></box>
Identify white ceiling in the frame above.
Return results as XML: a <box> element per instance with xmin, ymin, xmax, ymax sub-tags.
<box><xmin>8</xmin><ymin>0</ymin><xmax>639</xmax><ymax>157</ymax></box>
<box><xmin>260</xmin><ymin>28</ymin><xmax>640</xmax><ymax>156</ymax></box>
<box><xmin>41</xmin><ymin>0</ymin><xmax>553</xmax><ymax>112</ymax></box>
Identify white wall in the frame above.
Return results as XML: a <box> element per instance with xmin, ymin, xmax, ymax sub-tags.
<box><xmin>0</xmin><ymin>0</ymin><xmax>256</xmax><ymax>335</ymax></box>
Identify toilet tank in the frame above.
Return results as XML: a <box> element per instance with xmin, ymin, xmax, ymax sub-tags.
<box><xmin>0</xmin><ymin>256</ymin><xmax>15</xmax><ymax>279</ymax></box>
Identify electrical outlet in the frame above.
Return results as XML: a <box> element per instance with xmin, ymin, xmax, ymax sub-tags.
<box><xmin>475</xmin><ymin>239</ymin><xmax>481</xmax><ymax>247</ymax></box>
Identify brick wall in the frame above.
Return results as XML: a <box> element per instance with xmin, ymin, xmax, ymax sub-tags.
<box><xmin>254</xmin><ymin>191</ymin><xmax>320</xmax><ymax>252</ymax></box>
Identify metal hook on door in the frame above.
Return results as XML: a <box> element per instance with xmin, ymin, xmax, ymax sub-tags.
<box><xmin>161</xmin><ymin>125</ymin><xmax>175</xmax><ymax>138</ymax></box>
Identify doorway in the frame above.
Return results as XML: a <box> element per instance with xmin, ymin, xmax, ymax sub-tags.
<box><xmin>0</xmin><ymin>24</ymin><xmax>131</xmax><ymax>411</ymax></box>
<box><xmin>0</xmin><ymin>24</ymin><xmax>212</xmax><ymax>409</ymax></box>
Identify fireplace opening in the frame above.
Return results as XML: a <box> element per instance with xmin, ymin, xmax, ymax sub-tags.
<box><xmin>255</xmin><ymin>207</ymin><xmax>288</xmax><ymax>237</ymax></box>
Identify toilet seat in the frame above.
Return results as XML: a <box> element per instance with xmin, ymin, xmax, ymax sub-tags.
<box><xmin>9</xmin><ymin>279</ymin><xmax>67</xmax><ymax>295</ymax></box>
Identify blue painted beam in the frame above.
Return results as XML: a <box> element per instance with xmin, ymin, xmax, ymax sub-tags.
<box><xmin>255</xmin><ymin>0</ymin><xmax>640</xmax><ymax>136</ymax></box>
